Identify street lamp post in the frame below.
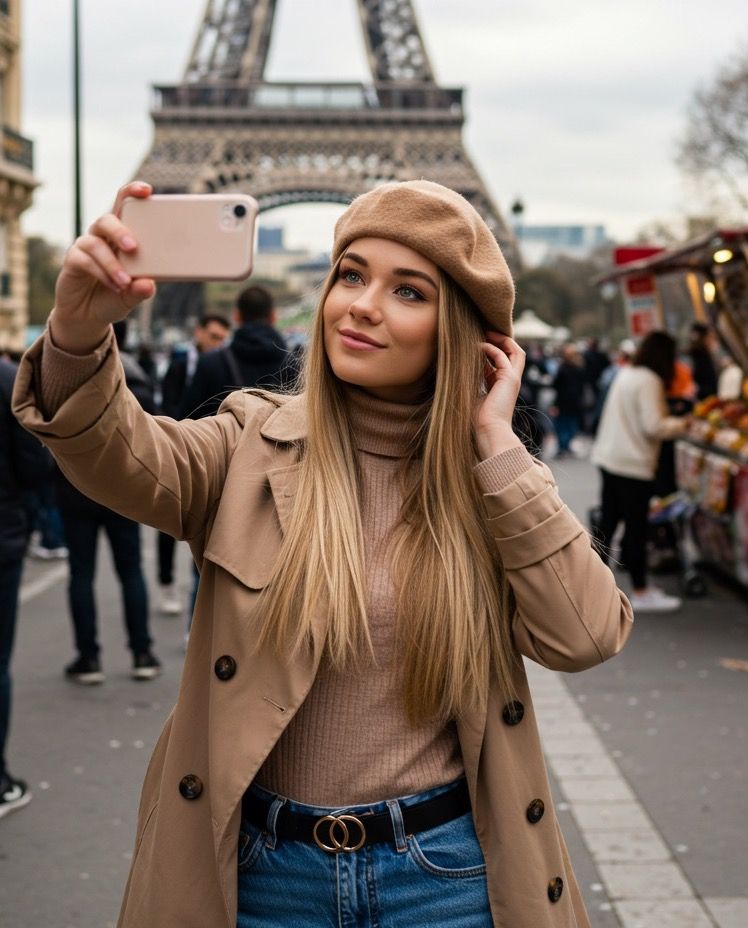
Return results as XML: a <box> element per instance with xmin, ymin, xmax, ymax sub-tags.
<box><xmin>73</xmin><ymin>0</ymin><xmax>82</xmax><ymax>238</ymax></box>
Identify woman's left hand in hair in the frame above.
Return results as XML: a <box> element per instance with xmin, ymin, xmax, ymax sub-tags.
<box><xmin>474</xmin><ymin>332</ymin><xmax>526</xmax><ymax>460</ymax></box>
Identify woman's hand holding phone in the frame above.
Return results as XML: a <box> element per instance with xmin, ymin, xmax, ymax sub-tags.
<box><xmin>50</xmin><ymin>181</ymin><xmax>156</xmax><ymax>355</ymax></box>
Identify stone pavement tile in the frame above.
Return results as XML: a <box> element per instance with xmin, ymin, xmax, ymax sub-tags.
<box><xmin>614</xmin><ymin>899</ymin><xmax>713</xmax><ymax>928</ymax></box>
<box><xmin>583</xmin><ymin>830</ymin><xmax>670</xmax><ymax>863</ymax></box>
<box><xmin>541</xmin><ymin>734</ymin><xmax>606</xmax><ymax>755</ymax></box>
<box><xmin>559</xmin><ymin>777</ymin><xmax>636</xmax><ymax>802</ymax></box>
<box><xmin>599</xmin><ymin>861</ymin><xmax>693</xmax><ymax>899</ymax></box>
<box><xmin>537</xmin><ymin>719</ymin><xmax>598</xmax><ymax>738</ymax></box>
<box><xmin>703</xmin><ymin>897</ymin><xmax>748</xmax><ymax>928</ymax></box>
<box><xmin>572</xmin><ymin>802</ymin><xmax>652</xmax><ymax>831</ymax></box>
<box><xmin>550</xmin><ymin>755</ymin><xmax>620</xmax><ymax>778</ymax></box>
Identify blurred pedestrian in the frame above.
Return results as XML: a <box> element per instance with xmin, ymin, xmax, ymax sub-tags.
<box><xmin>157</xmin><ymin>314</ymin><xmax>230</xmax><ymax>616</ymax></box>
<box><xmin>25</xmin><ymin>479</ymin><xmax>67</xmax><ymax>560</ymax></box>
<box><xmin>0</xmin><ymin>356</ymin><xmax>53</xmax><ymax>817</ymax></box>
<box><xmin>550</xmin><ymin>343</ymin><xmax>586</xmax><ymax>457</ymax></box>
<box><xmin>57</xmin><ymin>320</ymin><xmax>161</xmax><ymax>684</ymax></box>
<box><xmin>581</xmin><ymin>337</ymin><xmax>610</xmax><ymax>432</ymax></box>
<box><xmin>181</xmin><ymin>285</ymin><xmax>290</xmax><ymax>420</ymax></box>
<box><xmin>687</xmin><ymin>321</ymin><xmax>718</xmax><ymax>400</ymax></box>
<box><xmin>14</xmin><ymin>178</ymin><xmax>632</xmax><ymax>928</ymax></box>
<box><xmin>591</xmin><ymin>331</ymin><xmax>688</xmax><ymax>612</ymax></box>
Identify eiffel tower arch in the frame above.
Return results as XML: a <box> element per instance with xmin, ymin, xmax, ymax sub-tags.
<box><xmin>134</xmin><ymin>0</ymin><xmax>520</xmax><ymax>288</ymax></box>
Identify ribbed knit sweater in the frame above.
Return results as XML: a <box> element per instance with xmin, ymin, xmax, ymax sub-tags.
<box><xmin>38</xmin><ymin>329</ymin><xmax>534</xmax><ymax>805</ymax></box>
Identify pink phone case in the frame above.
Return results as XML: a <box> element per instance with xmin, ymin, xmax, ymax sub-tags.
<box><xmin>120</xmin><ymin>194</ymin><xmax>258</xmax><ymax>281</ymax></box>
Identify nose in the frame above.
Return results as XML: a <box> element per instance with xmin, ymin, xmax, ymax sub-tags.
<box><xmin>347</xmin><ymin>287</ymin><xmax>383</xmax><ymax>325</ymax></box>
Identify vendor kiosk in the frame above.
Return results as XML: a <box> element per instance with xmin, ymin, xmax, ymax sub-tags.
<box><xmin>599</xmin><ymin>229</ymin><xmax>748</xmax><ymax>587</ymax></box>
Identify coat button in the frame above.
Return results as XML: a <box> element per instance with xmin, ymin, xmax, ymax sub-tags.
<box><xmin>526</xmin><ymin>799</ymin><xmax>545</xmax><ymax>824</ymax></box>
<box><xmin>214</xmin><ymin>655</ymin><xmax>237</xmax><ymax>681</ymax></box>
<box><xmin>502</xmin><ymin>700</ymin><xmax>525</xmax><ymax>725</ymax></box>
<box><xmin>179</xmin><ymin>775</ymin><xmax>203</xmax><ymax>800</ymax></box>
<box><xmin>548</xmin><ymin>877</ymin><xmax>564</xmax><ymax>902</ymax></box>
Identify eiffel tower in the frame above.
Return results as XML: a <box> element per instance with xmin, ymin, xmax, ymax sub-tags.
<box><xmin>135</xmin><ymin>0</ymin><xmax>520</xmax><ymax>290</ymax></box>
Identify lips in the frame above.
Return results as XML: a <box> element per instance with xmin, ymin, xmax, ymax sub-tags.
<box><xmin>338</xmin><ymin>328</ymin><xmax>385</xmax><ymax>348</ymax></box>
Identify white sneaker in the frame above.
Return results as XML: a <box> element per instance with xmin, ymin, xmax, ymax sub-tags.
<box><xmin>630</xmin><ymin>587</ymin><xmax>682</xmax><ymax>613</ymax></box>
<box><xmin>159</xmin><ymin>584</ymin><xmax>182</xmax><ymax>616</ymax></box>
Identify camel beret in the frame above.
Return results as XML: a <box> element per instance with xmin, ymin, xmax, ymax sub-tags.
<box><xmin>332</xmin><ymin>180</ymin><xmax>514</xmax><ymax>336</ymax></box>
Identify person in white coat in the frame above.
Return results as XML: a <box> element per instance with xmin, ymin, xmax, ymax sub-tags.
<box><xmin>591</xmin><ymin>331</ymin><xmax>687</xmax><ymax>612</ymax></box>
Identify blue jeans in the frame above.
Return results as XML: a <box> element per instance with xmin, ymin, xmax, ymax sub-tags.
<box><xmin>554</xmin><ymin>413</ymin><xmax>579</xmax><ymax>453</ymax></box>
<box><xmin>237</xmin><ymin>779</ymin><xmax>492</xmax><ymax>927</ymax></box>
<box><xmin>0</xmin><ymin>559</ymin><xmax>24</xmax><ymax>781</ymax></box>
<box><xmin>61</xmin><ymin>507</ymin><xmax>152</xmax><ymax>658</ymax></box>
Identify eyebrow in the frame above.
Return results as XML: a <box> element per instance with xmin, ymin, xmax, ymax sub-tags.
<box><xmin>343</xmin><ymin>251</ymin><xmax>438</xmax><ymax>292</ymax></box>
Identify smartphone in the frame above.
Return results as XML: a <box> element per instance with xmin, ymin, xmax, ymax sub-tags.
<box><xmin>119</xmin><ymin>193</ymin><xmax>259</xmax><ymax>281</ymax></box>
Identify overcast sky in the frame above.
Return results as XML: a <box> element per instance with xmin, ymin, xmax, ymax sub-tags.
<box><xmin>21</xmin><ymin>0</ymin><xmax>748</xmax><ymax>254</ymax></box>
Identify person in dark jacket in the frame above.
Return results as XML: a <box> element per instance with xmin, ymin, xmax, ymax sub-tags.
<box><xmin>157</xmin><ymin>314</ymin><xmax>230</xmax><ymax>616</ymax></box>
<box><xmin>57</xmin><ymin>321</ymin><xmax>161</xmax><ymax>684</ymax></box>
<box><xmin>551</xmin><ymin>343</ymin><xmax>587</xmax><ymax>458</ymax></box>
<box><xmin>180</xmin><ymin>285</ymin><xmax>291</xmax><ymax>420</ymax></box>
<box><xmin>687</xmin><ymin>322</ymin><xmax>718</xmax><ymax>400</ymax></box>
<box><xmin>0</xmin><ymin>357</ymin><xmax>54</xmax><ymax>817</ymax></box>
<box><xmin>160</xmin><ymin>314</ymin><xmax>230</xmax><ymax>419</ymax></box>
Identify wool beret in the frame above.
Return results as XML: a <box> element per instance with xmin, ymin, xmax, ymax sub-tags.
<box><xmin>332</xmin><ymin>180</ymin><xmax>515</xmax><ymax>336</ymax></box>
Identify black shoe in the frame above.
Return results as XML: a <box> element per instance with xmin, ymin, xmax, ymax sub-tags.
<box><xmin>132</xmin><ymin>652</ymin><xmax>162</xmax><ymax>681</ymax></box>
<box><xmin>0</xmin><ymin>776</ymin><xmax>32</xmax><ymax>819</ymax></box>
<box><xmin>64</xmin><ymin>655</ymin><xmax>105</xmax><ymax>685</ymax></box>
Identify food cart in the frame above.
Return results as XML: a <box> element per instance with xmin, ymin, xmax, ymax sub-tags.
<box><xmin>598</xmin><ymin>229</ymin><xmax>748</xmax><ymax>587</ymax></box>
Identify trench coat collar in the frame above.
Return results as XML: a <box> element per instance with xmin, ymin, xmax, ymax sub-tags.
<box><xmin>259</xmin><ymin>392</ymin><xmax>308</xmax><ymax>443</ymax></box>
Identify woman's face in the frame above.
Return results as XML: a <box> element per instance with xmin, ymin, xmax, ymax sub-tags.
<box><xmin>322</xmin><ymin>237</ymin><xmax>439</xmax><ymax>403</ymax></box>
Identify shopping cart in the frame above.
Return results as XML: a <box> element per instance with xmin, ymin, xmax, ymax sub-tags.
<box><xmin>648</xmin><ymin>493</ymin><xmax>708</xmax><ymax>597</ymax></box>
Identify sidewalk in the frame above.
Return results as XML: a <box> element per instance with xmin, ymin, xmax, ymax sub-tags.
<box><xmin>538</xmin><ymin>445</ymin><xmax>748</xmax><ymax>928</ymax></box>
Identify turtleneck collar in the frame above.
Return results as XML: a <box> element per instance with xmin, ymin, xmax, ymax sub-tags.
<box><xmin>343</xmin><ymin>386</ymin><xmax>428</xmax><ymax>458</ymax></box>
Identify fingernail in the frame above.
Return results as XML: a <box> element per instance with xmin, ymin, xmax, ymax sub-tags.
<box><xmin>115</xmin><ymin>271</ymin><xmax>131</xmax><ymax>287</ymax></box>
<box><xmin>120</xmin><ymin>236</ymin><xmax>136</xmax><ymax>250</ymax></box>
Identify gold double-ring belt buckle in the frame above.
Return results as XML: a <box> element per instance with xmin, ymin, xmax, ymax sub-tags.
<box><xmin>312</xmin><ymin>813</ymin><xmax>367</xmax><ymax>853</ymax></box>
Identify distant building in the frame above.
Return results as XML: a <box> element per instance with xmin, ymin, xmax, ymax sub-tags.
<box><xmin>0</xmin><ymin>1</ymin><xmax>38</xmax><ymax>353</ymax></box>
<box><xmin>516</xmin><ymin>224</ymin><xmax>610</xmax><ymax>266</ymax></box>
<box><xmin>253</xmin><ymin>224</ymin><xmax>311</xmax><ymax>283</ymax></box>
<box><xmin>258</xmin><ymin>225</ymin><xmax>284</xmax><ymax>252</ymax></box>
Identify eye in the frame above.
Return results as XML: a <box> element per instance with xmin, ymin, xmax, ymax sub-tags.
<box><xmin>395</xmin><ymin>284</ymin><xmax>425</xmax><ymax>301</ymax></box>
<box><xmin>339</xmin><ymin>267</ymin><xmax>363</xmax><ymax>284</ymax></box>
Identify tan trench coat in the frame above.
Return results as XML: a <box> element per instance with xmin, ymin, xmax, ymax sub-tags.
<box><xmin>13</xmin><ymin>334</ymin><xmax>633</xmax><ymax>928</ymax></box>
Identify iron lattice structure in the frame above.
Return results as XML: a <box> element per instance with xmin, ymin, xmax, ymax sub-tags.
<box><xmin>135</xmin><ymin>0</ymin><xmax>519</xmax><ymax>268</ymax></box>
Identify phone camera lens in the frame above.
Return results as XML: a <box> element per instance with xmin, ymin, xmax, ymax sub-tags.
<box><xmin>233</xmin><ymin>204</ymin><xmax>247</xmax><ymax>218</ymax></box>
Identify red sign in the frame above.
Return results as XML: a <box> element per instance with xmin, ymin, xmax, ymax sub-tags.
<box><xmin>625</xmin><ymin>274</ymin><xmax>657</xmax><ymax>296</ymax></box>
<box><xmin>614</xmin><ymin>246</ymin><xmax>664</xmax><ymax>265</ymax></box>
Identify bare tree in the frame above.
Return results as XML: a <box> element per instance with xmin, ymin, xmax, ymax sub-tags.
<box><xmin>677</xmin><ymin>45</ymin><xmax>748</xmax><ymax>211</ymax></box>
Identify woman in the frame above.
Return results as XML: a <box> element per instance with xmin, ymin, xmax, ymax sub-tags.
<box><xmin>13</xmin><ymin>180</ymin><xmax>632</xmax><ymax>928</ymax></box>
<box><xmin>592</xmin><ymin>331</ymin><xmax>687</xmax><ymax>613</ymax></box>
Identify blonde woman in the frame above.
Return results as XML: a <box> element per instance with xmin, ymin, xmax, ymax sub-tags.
<box><xmin>14</xmin><ymin>180</ymin><xmax>633</xmax><ymax>928</ymax></box>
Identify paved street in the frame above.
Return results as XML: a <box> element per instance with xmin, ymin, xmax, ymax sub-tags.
<box><xmin>0</xmin><ymin>450</ymin><xmax>746</xmax><ymax>928</ymax></box>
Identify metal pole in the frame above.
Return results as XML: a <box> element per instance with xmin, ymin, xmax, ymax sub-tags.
<box><xmin>73</xmin><ymin>0</ymin><xmax>82</xmax><ymax>238</ymax></box>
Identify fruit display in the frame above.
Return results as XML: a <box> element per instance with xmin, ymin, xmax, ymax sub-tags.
<box><xmin>689</xmin><ymin>395</ymin><xmax>748</xmax><ymax>457</ymax></box>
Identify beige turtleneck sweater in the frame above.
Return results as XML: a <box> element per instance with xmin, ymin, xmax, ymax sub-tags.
<box><xmin>38</xmin><ymin>331</ymin><xmax>534</xmax><ymax>806</ymax></box>
<box><xmin>256</xmin><ymin>387</ymin><xmax>469</xmax><ymax>805</ymax></box>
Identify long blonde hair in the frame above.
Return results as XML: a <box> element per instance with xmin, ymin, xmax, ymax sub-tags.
<box><xmin>256</xmin><ymin>260</ymin><xmax>518</xmax><ymax>723</ymax></box>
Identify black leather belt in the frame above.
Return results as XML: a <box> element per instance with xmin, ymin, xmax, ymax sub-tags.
<box><xmin>242</xmin><ymin>780</ymin><xmax>471</xmax><ymax>853</ymax></box>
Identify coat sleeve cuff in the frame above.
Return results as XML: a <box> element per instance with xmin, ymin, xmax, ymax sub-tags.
<box><xmin>479</xmin><ymin>457</ymin><xmax>587</xmax><ymax>568</ymax></box>
<box><xmin>41</xmin><ymin>326</ymin><xmax>113</xmax><ymax>418</ymax></box>
<box><xmin>474</xmin><ymin>446</ymin><xmax>535</xmax><ymax>493</ymax></box>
